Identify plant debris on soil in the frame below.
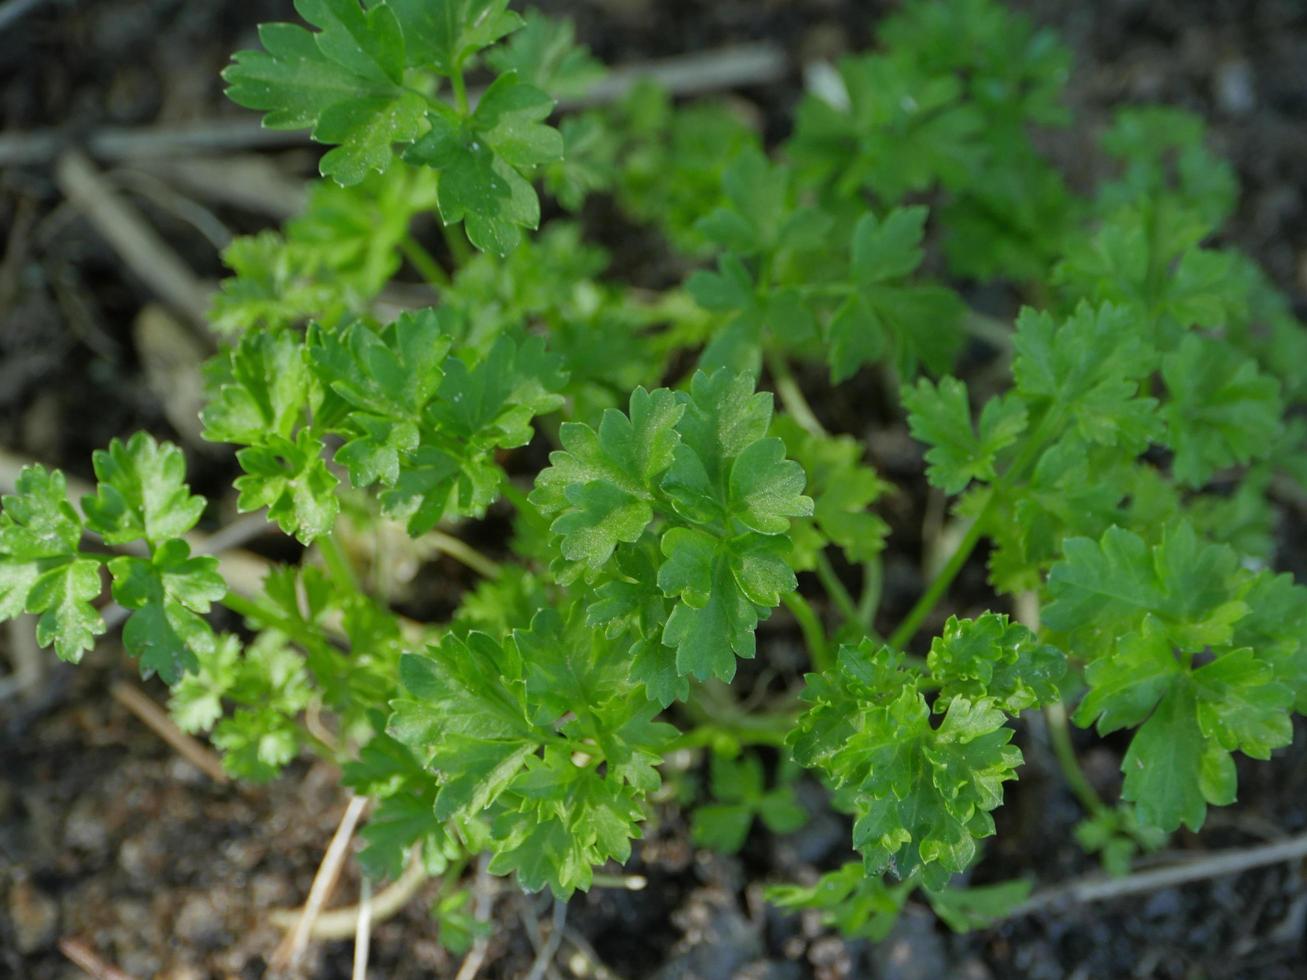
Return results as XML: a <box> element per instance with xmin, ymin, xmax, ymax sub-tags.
<box><xmin>2</xmin><ymin>1</ymin><xmax>1306</xmax><ymax>978</ymax></box>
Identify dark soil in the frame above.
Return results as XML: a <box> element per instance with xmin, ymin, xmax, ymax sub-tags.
<box><xmin>2</xmin><ymin>1</ymin><xmax>1306</xmax><ymax>978</ymax></box>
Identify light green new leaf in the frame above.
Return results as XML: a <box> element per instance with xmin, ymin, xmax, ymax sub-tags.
<box><xmin>0</xmin><ymin>466</ymin><xmax>104</xmax><ymax>663</ymax></box>
<box><xmin>83</xmin><ymin>433</ymin><xmax>206</xmax><ymax>548</ymax></box>
<box><xmin>927</xmin><ymin>613</ymin><xmax>1065</xmax><ymax>714</ymax></box>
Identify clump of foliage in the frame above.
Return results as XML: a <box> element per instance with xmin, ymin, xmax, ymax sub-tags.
<box><xmin>4</xmin><ymin>0</ymin><xmax>1305</xmax><ymax>948</ymax></box>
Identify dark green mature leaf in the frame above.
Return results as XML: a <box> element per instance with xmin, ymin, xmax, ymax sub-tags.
<box><xmin>109</xmin><ymin>539</ymin><xmax>226</xmax><ymax>684</ymax></box>
<box><xmin>828</xmin><ymin>209</ymin><xmax>966</xmax><ymax>381</ymax></box>
<box><xmin>1044</xmin><ymin>523</ymin><xmax>1247</xmax><ymax>655</ymax></box>
<box><xmin>387</xmin><ymin>0</ymin><xmax>522</xmax><ymax>74</ymax></box>
<box><xmin>902</xmin><ymin>378</ymin><xmax>1027</xmax><ymax>494</ymax></box>
<box><xmin>309</xmin><ymin>312</ymin><xmax>451</xmax><ymax>488</ymax></box>
<box><xmin>224</xmin><ymin>0</ymin><xmax>427</xmax><ymax>184</ymax></box>
<box><xmin>406</xmin><ymin>74</ymin><xmax>562</xmax><ymax>255</ymax></box>
<box><xmin>532</xmin><ymin>387</ymin><xmax>683</xmax><ymax>573</ymax></box>
<box><xmin>1161</xmin><ymin>336</ymin><xmax>1283</xmax><ymax>487</ymax></box>
<box><xmin>1012</xmin><ymin>303</ymin><xmax>1161</xmax><ymax>452</ymax></box>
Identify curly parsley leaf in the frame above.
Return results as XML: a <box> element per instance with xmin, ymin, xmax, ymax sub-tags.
<box><xmin>0</xmin><ymin>466</ymin><xmax>104</xmax><ymax>663</ymax></box>
<box><xmin>83</xmin><ymin>433</ymin><xmax>207</xmax><ymax>548</ymax></box>
<box><xmin>406</xmin><ymin>74</ymin><xmax>563</xmax><ymax>255</ymax></box>
<box><xmin>792</xmin><ymin>642</ymin><xmax>1023</xmax><ymax>889</ymax></box>
<box><xmin>927</xmin><ymin>613</ymin><xmax>1065</xmax><ymax>714</ymax></box>
<box><xmin>828</xmin><ymin>208</ymin><xmax>966</xmax><ymax>380</ymax></box>
<box><xmin>903</xmin><ymin>377</ymin><xmax>1027</xmax><ymax>494</ymax></box>
<box><xmin>223</xmin><ymin>0</ymin><xmax>427</xmax><ymax>185</ymax></box>
<box><xmin>109</xmin><ymin>539</ymin><xmax>226</xmax><ymax>685</ymax></box>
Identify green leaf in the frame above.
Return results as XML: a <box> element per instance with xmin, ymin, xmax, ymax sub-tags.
<box><xmin>202</xmin><ymin>329</ymin><xmax>313</xmax><ymax>447</ymax></box>
<box><xmin>1192</xmin><ymin>648</ymin><xmax>1294</xmax><ymax>760</ymax></box>
<box><xmin>309</xmin><ymin>312</ymin><xmax>451</xmax><ymax>488</ymax></box>
<box><xmin>827</xmin><ymin>209</ymin><xmax>966</xmax><ymax>380</ymax></box>
<box><xmin>29</xmin><ymin>559</ymin><xmax>105</xmax><ymax>665</ymax></box>
<box><xmin>773</xmin><ymin>416</ymin><xmax>888</xmax><ymax>569</ymax></box>
<box><xmin>0</xmin><ymin>466</ymin><xmax>104</xmax><ymax>663</ymax></box>
<box><xmin>387</xmin><ymin>0</ymin><xmax>522</xmax><ymax>74</ymax></box>
<box><xmin>484</xmin><ymin>10</ymin><xmax>603</xmax><ymax>99</ymax></box>
<box><xmin>532</xmin><ymin>386</ymin><xmax>684</xmax><ymax>574</ymax></box>
<box><xmin>1119</xmin><ymin>679</ymin><xmax>1210</xmax><ymax>832</ymax></box>
<box><xmin>1074</xmin><ymin>621</ymin><xmax>1180</xmax><ymax>734</ymax></box>
<box><xmin>791</xmin><ymin>642</ymin><xmax>1022</xmax><ymax>888</ymax></box>
<box><xmin>927</xmin><ymin>613</ymin><xmax>1065</xmax><ymax>714</ymax></box>
<box><xmin>658</xmin><ymin>529</ymin><xmax>760</xmax><ymax>684</ymax></box>
<box><xmin>1012</xmin><ymin>303</ymin><xmax>1161</xmax><ymax>451</ymax></box>
<box><xmin>109</xmin><ymin>539</ymin><xmax>227</xmax><ymax>684</ymax></box>
<box><xmin>728</xmin><ymin>437</ymin><xmax>812</xmax><ymax>534</ymax></box>
<box><xmin>902</xmin><ymin>377</ymin><xmax>1027</xmax><ymax>494</ymax></box>
<box><xmin>223</xmin><ymin>1</ymin><xmax>426</xmax><ymax>184</ymax></box>
<box><xmin>406</xmin><ymin>74</ymin><xmax>562</xmax><ymax>255</ymax></box>
<box><xmin>83</xmin><ymin>433</ymin><xmax>206</xmax><ymax>548</ymax></box>
<box><xmin>1044</xmin><ymin>523</ymin><xmax>1247</xmax><ymax>655</ymax></box>
<box><xmin>1161</xmin><ymin>335</ymin><xmax>1283</xmax><ymax>487</ymax></box>
<box><xmin>169</xmin><ymin>633</ymin><xmax>242</xmax><ymax>733</ymax></box>
<box><xmin>234</xmin><ymin>432</ymin><xmax>341</xmax><ymax>544</ymax></box>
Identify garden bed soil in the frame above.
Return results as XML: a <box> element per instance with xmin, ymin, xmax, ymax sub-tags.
<box><xmin>2</xmin><ymin>1</ymin><xmax>1306</xmax><ymax>977</ymax></box>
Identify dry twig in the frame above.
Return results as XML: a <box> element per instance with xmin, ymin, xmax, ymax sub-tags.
<box><xmin>109</xmin><ymin>681</ymin><xmax>228</xmax><ymax>783</ymax></box>
<box><xmin>54</xmin><ymin>150</ymin><xmax>213</xmax><ymax>330</ymax></box>
<box><xmin>58</xmin><ymin>937</ymin><xmax>135</xmax><ymax>980</ymax></box>
<box><xmin>272</xmin><ymin>795</ymin><xmax>371</xmax><ymax>973</ymax></box>
<box><xmin>1012</xmin><ymin>830</ymin><xmax>1307</xmax><ymax>917</ymax></box>
<box><xmin>269</xmin><ymin>854</ymin><xmax>429</xmax><ymax>940</ymax></box>
<box><xmin>454</xmin><ymin>855</ymin><xmax>496</xmax><ymax>980</ymax></box>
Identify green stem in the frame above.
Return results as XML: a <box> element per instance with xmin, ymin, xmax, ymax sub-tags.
<box><xmin>1044</xmin><ymin>700</ymin><xmax>1109</xmax><ymax>817</ymax></box>
<box><xmin>440</xmin><ymin>222</ymin><xmax>473</xmax><ymax>269</ymax></box>
<box><xmin>887</xmin><ymin>495</ymin><xmax>994</xmax><ymax>651</ymax></box>
<box><xmin>887</xmin><ymin>406</ymin><xmax>1065</xmax><ymax>651</ymax></box>
<box><xmin>764</xmin><ymin>348</ymin><xmax>827</xmax><ymax>438</ymax></box>
<box><xmin>781</xmin><ymin>591</ymin><xmax>830</xmax><ymax>673</ymax></box>
<box><xmin>857</xmin><ymin>558</ymin><xmax>883</xmax><ymax>629</ymax></box>
<box><xmin>814</xmin><ymin>551</ymin><xmax>862</xmax><ymax>631</ymax></box>
<box><xmin>317</xmin><ymin>533</ymin><xmax>362</xmax><ymax>596</ymax></box>
<box><xmin>219</xmin><ymin>591</ymin><xmax>332</xmax><ymax>658</ymax></box>
<box><xmin>450</xmin><ymin>63</ymin><xmax>470</xmax><ymax>115</ymax></box>
<box><xmin>428</xmin><ymin>530</ymin><xmax>502</xmax><ymax>580</ymax></box>
<box><xmin>400</xmin><ymin>234</ymin><xmax>451</xmax><ymax>289</ymax></box>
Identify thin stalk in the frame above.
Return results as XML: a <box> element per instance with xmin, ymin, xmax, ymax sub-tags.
<box><xmin>1044</xmin><ymin>700</ymin><xmax>1108</xmax><ymax>817</ymax></box>
<box><xmin>400</xmin><ymin>233</ymin><xmax>450</xmax><ymax>289</ymax></box>
<box><xmin>318</xmin><ymin>533</ymin><xmax>362</xmax><ymax>596</ymax></box>
<box><xmin>440</xmin><ymin>221</ymin><xmax>473</xmax><ymax>268</ymax></box>
<box><xmin>764</xmin><ymin>348</ymin><xmax>827</xmax><ymax>438</ymax></box>
<box><xmin>428</xmin><ymin>529</ymin><xmax>502</xmax><ymax>580</ymax></box>
<box><xmin>887</xmin><ymin>497</ymin><xmax>993</xmax><ymax>651</ymax></box>
<box><xmin>887</xmin><ymin>406</ymin><xmax>1064</xmax><ymax>650</ymax></box>
<box><xmin>220</xmin><ymin>591</ymin><xmax>332</xmax><ymax>658</ymax></box>
<box><xmin>781</xmin><ymin>591</ymin><xmax>830</xmax><ymax>673</ymax></box>
<box><xmin>450</xmin><ymin>63</ymin><xmax>470</xmax><ymax>114</ymax></box>
<box><xmin>857</xmin><ymin>558</ymin><xmax>882</xmax><ymax>628</ymax></box>
<box><xmin>814</xmin><ymin>551</ymin><xmax>861</xmax><ymax>630</ymax></box>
